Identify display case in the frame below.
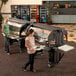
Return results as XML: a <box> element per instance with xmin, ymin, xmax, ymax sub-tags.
<box><xmin>8</xmin><ymin>18</ymin><xmax>67</xmax><ymax>55</ymax></box>
<box><xmin>39</xmin><ymin>6</ymin><xmax>48</xmax><ymax>23</ymax></box>
<box><xmin>8</xmin><ymin>18</ymin><xmax>30</xmax><ymax>38</ymax></box>
<box><xmin>11</xmin><ymin>5</ymin><xmax>21</xmax><ymax>19</ymax></box>
<box><xmin>8</xmin><ymin>18</ymin><xmax>30</xmax><ymax>50</ymax></box>
<box><xmin>30</xmin><ymin>6</ymin><xmax>37</xmax><ymax>22</ymax></box>
<box><xmin>20</xmin><ymin>6</ymin><xmax>30</xmax><ymax>21</ymax></box>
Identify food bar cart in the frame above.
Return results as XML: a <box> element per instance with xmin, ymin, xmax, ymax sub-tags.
<box><xmin>8</xmin><ymin>18</ymin><xmax>67</xmax><ymax>65</ymax></box>
<box><xmin>8</xmin><ymin>18</ymin><xmax>30</xmax><ymax>51</ymax></box>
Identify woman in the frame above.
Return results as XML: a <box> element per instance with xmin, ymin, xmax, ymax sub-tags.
<box><xmin>2</xmin><ymin>18</ymin><xmax>10</xmax><ymax>55</ymax></box>
<box><xmin>24</xmin><ymin>29</ymin><xmax>37</xmax><ymax>72</ymax></box>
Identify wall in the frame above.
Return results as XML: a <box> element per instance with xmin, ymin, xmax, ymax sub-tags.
<box><xmin>1</xmin><ymin>0</ymin><xmax>42</xmax><ymax>18</ymax></box>
<box><xmin>42</xmin><ymin>0</ymin><xmax>72</xmax><ymax>1</ymax></box>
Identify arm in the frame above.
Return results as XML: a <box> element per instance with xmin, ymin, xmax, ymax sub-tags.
<box><xmin>63</xmin><ymin>30</ymin><xmax>68</xmax><ymax>42</ymax></box>
<box><xmin>2</xmin><ymin>25</ymin><xmax>9</xmax><ymax>37</ymax></box>
<box><xmin>25</xmin><ymin>40</ymin><xmax>32</xmax><ymax>49</ymax></box>
<box><xmin>10</xmin><ymin>30</ymin><xmax>18</xmax><ymax>36</ymax></box>
<box><xmin>61</xmin><ymin>29</ymin><xmax>68</xmax><ymax>42</ymax></box>
<box><xmin>25</xmin><ymin>40</ymin><xmax>35</xmax><ymax>52</ymax></box>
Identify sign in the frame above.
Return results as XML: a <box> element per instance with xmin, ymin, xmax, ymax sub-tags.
<box><xmin>58</xmin><ymin>44</ymin><xmax>74</xmax><ymax>52</ymax></box>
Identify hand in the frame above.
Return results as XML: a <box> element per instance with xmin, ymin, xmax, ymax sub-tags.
<box><xmin>30</xmin><ymin>48</ymin><xmax>35</xmax><ymax>52</ymax></box>
<box><xmin>37</xmin><ymin>44</ymin><xmax>40</xmax><ymax>47</ymax></box>
<box><xmin>6</xmin><ymin>35</ymin><xmax>9</xmax><ymax>38</ymax></box>
<box><xmin>12</xmin><ymin>35</ymin><xmax>15</xmax><ymax>37</ymax></box>
<box><xmin>36</xmin><ymin>43</ymin><xmax>40</xmax><ymax>47</ymax></box>
<box><xmin>50</xmin><ymin>41</ymin><xmax>55</xmax><ymax>44</ymax></box>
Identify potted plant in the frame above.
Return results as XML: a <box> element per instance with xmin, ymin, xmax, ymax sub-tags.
<box><xmin>0</xmin><ymin>13</ymin><xmax>3</xmax><ymax>26</ymax></box>
<box><xmin>0</xmin><ymin>0</ymin><xmax>8</xmax><ymax>26</ymax></box>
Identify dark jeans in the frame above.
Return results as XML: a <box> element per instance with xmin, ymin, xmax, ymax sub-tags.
<box><xmin>24</xmin><ymin>53</ymin><xmax>35</xmax><ymax>71</ymax></box>
<box><xmin>49</xmin><ymin>49</ymin><xmax>55</xmax><ymax>64</ymax></box>
<box><xmin>4</xmin><ymin>37</ymin><xmax>9</xmax><ymax>53</ymax></box>
<box><xmin>49</xmin><ymin>47</ymin><xmax>64</xmax><ymax>64</ymax></box>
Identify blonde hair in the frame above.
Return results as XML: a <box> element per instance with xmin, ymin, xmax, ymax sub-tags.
<box><xmin>3</xmin><ymin>18</ymin><xmax>9</xmax><ymax>23</ymax></box>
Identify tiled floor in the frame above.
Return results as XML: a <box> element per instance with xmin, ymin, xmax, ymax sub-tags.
<box><xmin>52</xmin><ymin>24</ymin><xmax>76</xmax><ymax>42</ymax></box>
<box><xmin>0</xmin><ymin>25</ymin><xmax>76</xmax><ymax>76</ymax></box>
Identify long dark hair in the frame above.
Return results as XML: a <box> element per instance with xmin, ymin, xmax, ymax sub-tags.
<box><xmin>26</xmin><ymin>29</ymin><xmax>34</xmax><ymax>36</ymax></box>
<box><xmin>19</xmin><ymin>23</ymin><xmax>30</xmax><ymax>37</ymax></box>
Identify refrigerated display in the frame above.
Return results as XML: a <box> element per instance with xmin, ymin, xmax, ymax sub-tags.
<box><xmin>30</xmin><ymin>6</ymin><xmax>37</xmax><ymax>22</ymax></box>
<box><xmin>20</xmin><ymin>6</ymin><xmax>30</xmax><ymax>21</ymax></box>
<box><xmin>39</xmin><ymin>6</ymin><xmax>48</xmax><ymax>23</ymax></box>
<box><xmin>30</xmin><ymin>5</ymin><xmax>39</xmax><ymax>22</ymax></box>
<box><xmin>11</xmin><ymin>5</ymin><xmax>21</xmax><ymax>19</ymax></box>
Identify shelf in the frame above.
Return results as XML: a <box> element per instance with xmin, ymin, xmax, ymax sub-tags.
<box><xmin>40</xmin><ymin>12</ymin><xmax>46</xmax><ymax>14</ymax></box>
<box><xmin>40</xmin><ymin>9</ymin><xmax>47</xmax><ymax>10</ymax></box>
<box><xmin>31</xmin><ymin>12</ymin><xmax>36</xmax><ymax>13</ymax></box>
